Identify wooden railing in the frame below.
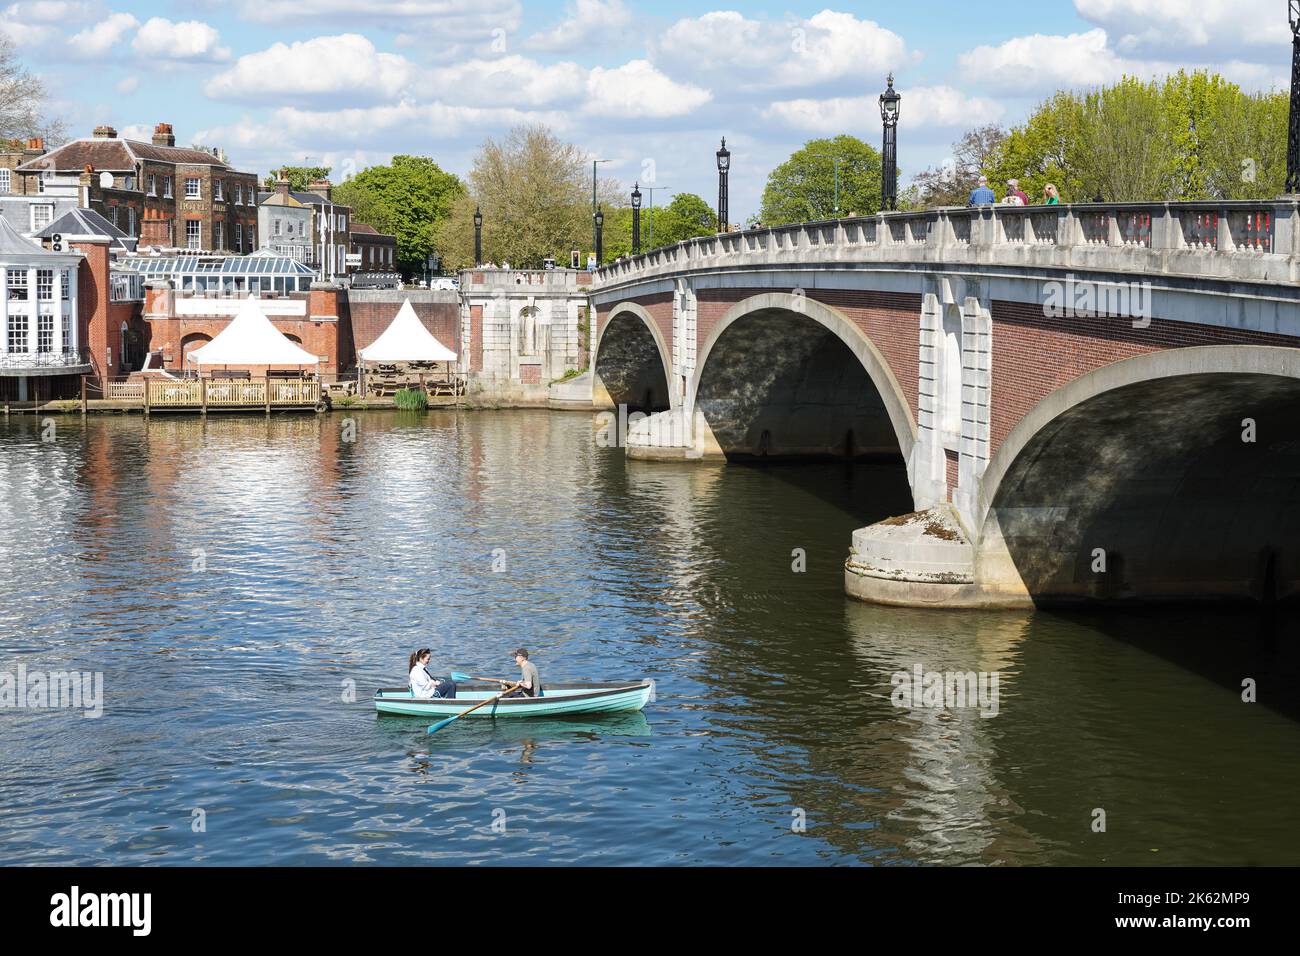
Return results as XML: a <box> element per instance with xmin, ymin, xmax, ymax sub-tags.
<box><xmin>89</xmin><ymin>377</ymin><xmax>328</xmax><ymax>411</ymax></box>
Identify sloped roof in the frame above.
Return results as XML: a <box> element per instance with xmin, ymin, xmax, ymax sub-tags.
<box><xmin>0</xmin><ymin>214</ymin><xmax>67</xmax><ymax>258</ymax></box>
<box><xmin>17</xmin><ymin>137</ymin><xmax>240</xmax><ymax>173</ymax></box>
<box><xmin>37</xmin><ymin>208</ymin><xmax>135</xmax><ymax>251</ymax></box>
<box><xmin>260</xmin><ymin>192</ymin><xmax>306</xmax><ymax>208</ymax></box>
<box><xmin>188</xmin><ymin>297</ymin><xmax>321</xmax><ymax>367</ymax></box>
<box><xmin>359</xmin><ymin>299</ymin><xmax>458</xmax><ymax>363</ymax></box>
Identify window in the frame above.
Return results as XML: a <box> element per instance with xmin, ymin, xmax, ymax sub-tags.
<box><xmin>185</xmin><ymin>178</ymin><xmax>200</xmax><ymax>199</ymax></box>
<box><xmin>37</xmin><ymin>269</ymin><xmax>53</xmax><ymax>301</ymax></box>
<box><xmin>215</xmin><ymin>180</ymin><xmax>224</xmax><ymax>201</ymax></box>
<box><xmin>0</xmin><ymin>168</ymin><xmax>9</xmax><ymax>193</ymax></box>
<box><xmin>37</xmin><ymin>171</ymin><xmax>45</xmax><ymax>194</ymax></box>
<box><xmin>234</xmin><ymin>183</ymin><xmax>242</xmax><ymax>206</ymax></box>
<box><xmin>7</xmin><ymin>312</ymin><xmax>27</xmax><ymax>353</ymax></box>
<box><xmin>148</xmin><ymin>174</ymin><xmax>156</xmax><ymax>196</ymax></box>
<box><xmin>215</xmin><ymin>221</ymin><xmax>224</xmax><ymax>251</ymax></box>
<box><xmin>37</xmin><ymin>312</ymin><xmax>53</xmax><ymax>353</ymax></box>
<box><xmin>7</xmin><ymin>268</ymin><xmax>28</xmax><ymax>301</ymax></box>
<box><xmin>61</xmin><ymin>311</ymin><xmax>70</xmax><ymax>353</ymax></box>
<box><xmin>248</xmin><ymin>226</ymin><xmax>255</xmax><ymax>248</ymax></box>
<box><xmin>235</xmin><ymin>223</ymin><xmax>242</xmax><ymax>252</ymax></box>
<box><xmin>186</xmin><ymin>219</ymin><xmax>201</xmax><ymax>250</ymax></box>
<box><xmin>60</xmin><ymin>268</ymin><xmax>69</xmax><ymax>298</ymax></box>
<box><xmin>128</xmin><ymin>207</ymin><xmax>136</xmax><ymax>236</ymax></box>
<box><xmin>31</xmin><ymin>204</ymin><xmax>53</xmax><ymax>232</ymax></box>
<box><xmin>163</xmin><ymin>176</ymin><xmax>173</xmax><ymax>198</ymax></box>
<box><xmin>273</xmin><ymin>218</ymin><xmax>281</xmax><ymax>236</ymax></box>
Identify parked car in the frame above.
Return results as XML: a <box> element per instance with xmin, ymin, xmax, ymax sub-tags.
<box><xmin>431</xmin><ymin>277</ymin><xmax>458</xmax><ymax>291</ymax></box>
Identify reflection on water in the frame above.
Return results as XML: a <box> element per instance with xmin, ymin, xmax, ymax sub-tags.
<box><xmin>0</xmin><ymin>412</ymin><xmax>1297</xmax><ymax>865</ymax></box>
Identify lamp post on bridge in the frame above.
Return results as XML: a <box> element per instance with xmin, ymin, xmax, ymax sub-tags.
<box><xmin>1288</xmin><ymin>3</ymin><xmax>1300</xmax><ymax>192</ymax></box>
<box><xmin>473</xmin><ymin>206</ymin><xmax>483</xmax><ymax>266</ymax></box>
<box><xmin>594</xmin><ymin>206</ymin><xmax>604</xmax><ymax>264</ymax></box>
<box><xmin>879</xmin><ymin>74</ymin><xmax>901</xmax><ymax>212</ymax></box>
<box><xmin>716</xmin><ymin>138</ymin><xmax>730</xmax><ymax>232</ymax></box>
<box><xmin>631</xmin><ymin>183</ymin><xmax>642</xmax><ymax>255</ymax></box>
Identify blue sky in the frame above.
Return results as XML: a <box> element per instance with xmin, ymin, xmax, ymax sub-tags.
<box><xmin>4</xmin><ymin>0</ymin><xmax>1290</xmax><ymax>219</ymax></box>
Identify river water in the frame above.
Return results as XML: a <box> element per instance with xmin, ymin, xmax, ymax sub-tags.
<box><xmin>0</xmin><ymin>410</ymin><xmax>1297</xmax><ymax>866</ymax></box>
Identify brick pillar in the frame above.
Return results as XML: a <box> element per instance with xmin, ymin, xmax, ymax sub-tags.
<box><xmin>71</xmin><ymin>238</ymin><xmax>111</xmax><ymax>379</ymax></box>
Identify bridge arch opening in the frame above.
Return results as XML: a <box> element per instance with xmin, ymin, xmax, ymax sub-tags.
<box><xmin>981</xmin><ymin>347</ymin><xmax>1300</xmax><ymax>604</ymax></box>
<box><xmin>594</xmin><ymin>307</ymin><xmax>671</xmax><ymax>413</ymax></box>
<box><xmin>691</xmin><ymin>299</ymin><xmax>914</xmax><ymax>471</ymax></box>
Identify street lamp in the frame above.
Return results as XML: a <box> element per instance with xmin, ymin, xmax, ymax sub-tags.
<box><xmin>879</xmin><ymin>73</ymin><xmax>901</xmax><ymax>211</ymax></box>
<box><xmin>591</xmin><ymin>158</ymin><xmax>610</xmax><ymax>257</ymax></box>
<box><xmin>473</xmin><ymin>205</ymin><xmax>483</xmax><ymax>266</ymax></box>
<box><xmin>594</xmin><ymin>206</ymin><xmax>605</xmax><ymax>264</ymax></box>
<box><xmin>716</xmin><ymin>137</ymin><xmax>731</xmax><ymax>232</ymax></box>
<box><xmin>631</xmin><ymin>182</ymin><xmax>642</xmax><ymax>255</ymax></box>
<box><xmin>1288</xmin><ymin>3</ymin><xmax>1300</xmax><ymax>192</ymax></box>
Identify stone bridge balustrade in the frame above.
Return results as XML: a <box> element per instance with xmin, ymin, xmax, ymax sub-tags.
<box><xmin>595</xmin><ymin>201</ymin><xmax>1299</xmax><ymax>286</ymax></box>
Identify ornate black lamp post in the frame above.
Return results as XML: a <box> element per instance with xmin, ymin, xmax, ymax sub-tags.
<box><xmin>716</xmin><ymin>138</ymin><xmax>730</xmax><ymax>232</ymax></box>
<box><xmin>1288</xmin><ymin>3</ymin><xmax>1300</xmax><ymax>192</ymax></box>
<box><xmin>879</xmin><ymin>74</ymin><xmax>901</xmax><ymax>211</ymax></box>
<box><xmin>594</xmin><ymin>206</ymin><xmax>604</xmax><ymax>264</ymax></box>
<box><xmin>473</xmin><ymin>206</ymin><xmax>483</xmax><ymax>266</ymax></box>
<box><xmin>631</xmin><ymin>182</ymin><xmax>642</xmax><ymax>255</ymax></box>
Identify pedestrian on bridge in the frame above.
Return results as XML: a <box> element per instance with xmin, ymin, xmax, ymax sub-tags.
<box><xmin>969</xmin><ymin>176</ymin><xmax>996</xmax><ymax>206</ymax></box>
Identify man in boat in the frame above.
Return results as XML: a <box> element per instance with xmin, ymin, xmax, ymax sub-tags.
<box><xmin>501</xmin><ymin>648</ymin><xmax>542</xmax><ymax>698</ymax></box>
<box><xmin>408</xmin><ymin>649</ymin><xmax>456</xmax><ymax>699</ymax></box>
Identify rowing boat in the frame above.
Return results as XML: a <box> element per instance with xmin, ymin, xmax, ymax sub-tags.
<box><xmin>373</xmin><ymin>681</ymin><xmax>655</xmax><ymax>719</ymax></box>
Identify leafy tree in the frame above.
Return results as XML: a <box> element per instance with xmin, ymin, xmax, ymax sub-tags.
<box><xmin>909</xmin><ymin>125</ymin><xmax>1008</xmax><ymax>207</ymax></box>
<box><xmin>263</xmin><ymin>166</ymin><xmax>330</xmax><ymax>192</ymax></box>
<box><xmin>759</xmin><ymin>136</ymin><xmax>883</xmax><ymax>224</ymax></box>
<box><xmin>976</xmin><ymin>70</ymin><xmax>1286</xmax><ymax>204</ymax></box>
<box><xmin>334</xmin><ymin>155</ymin><xmax>464</xmax><ymax>275</ymax></box>
<box><xmin>434</xmin><ymin>124</ymin><xmax>623</xmax><ymax>269</ymax></box>
<box><xmin>0</xmin><ymin>35</ymin><xmax>64</xmax><ymax>143</ymax></box>
<box><xmin>602</xmin><ymin>192</ymin><xmax>717</xmax><ymax>260</ymax></box>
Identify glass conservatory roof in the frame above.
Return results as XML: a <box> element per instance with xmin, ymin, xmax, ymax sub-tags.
<box><xmin>116</xmin><ymin>255</ymin><xmax>315</xmax><ymax>277</ymax></box>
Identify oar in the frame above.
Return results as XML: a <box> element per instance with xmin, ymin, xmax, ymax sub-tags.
<box><xmin>427</xmin><ymin>683</ymin><xmax>521</xmax><ymax>735</ymax></box>
<box><xmin>451</xmin><ymin>671</ymin><xmax>510</xmax><ymax>685</ymax></box>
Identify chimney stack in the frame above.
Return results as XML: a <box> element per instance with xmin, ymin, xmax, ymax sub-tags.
<box><xmin>152</xmin><ymin>123</ymin><xmax>175</xmax><ymax>148</ymax></box>
<box><xmin>22</xmin><ymin>137</ymin><xmax>45</xmax><ymax>159</ymax></box>
<box><xmin>92</xmin><ymin>125</ymin><xmax>117</xmax><ymax>139</ymax></box>
<box><xmin>307</xmin><ymin>179</ymin><xmax>332</xmax><ymax>201</ymax></box>
<box><xmin>276</xmin><ymin>170</ymin><xmax>291</xmax><ymax>197</ymax></box>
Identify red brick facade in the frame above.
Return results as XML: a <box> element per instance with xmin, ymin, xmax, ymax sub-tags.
<box><xmin>350</xmin><ymin>299</ymin><xmax>459</xmax><ymax>357</ymax></box>
<box><xmin>988</xmin><ymin>300</ymin><xmax>1300</xmax><ymax>457</ymax></box>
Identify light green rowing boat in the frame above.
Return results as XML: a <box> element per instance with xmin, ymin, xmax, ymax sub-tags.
<box><xmin>373</xmin><ymin>681</ymin><xmax>655</xmax><ymax>719</ymax></box>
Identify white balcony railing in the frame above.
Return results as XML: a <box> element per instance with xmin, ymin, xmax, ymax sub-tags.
<box><xmin>0</xmin><ymin>348</ymin><xmax>90</xmax><ymax>370</ymax></box>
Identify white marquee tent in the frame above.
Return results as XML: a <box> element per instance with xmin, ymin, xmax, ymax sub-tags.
<box><xmin>359</xmin><ymin>299</ymin><xmax>458</xmax><ymax>364</ymax></box>
<box><xmin>188</xmin><ymin>297</ymin><xmax>320</xmax><ymax>368</ymax></box>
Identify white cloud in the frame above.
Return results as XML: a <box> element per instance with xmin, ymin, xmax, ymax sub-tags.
<box><xmin>524</xmin><ymin>0</ymin><xmax>634</xmax><ymax>53</ymax></box>
<box><xmin>584</xmin><ymin>60</ymin><xmax>712</xmax><ymax>118</ymax></box>
<box><xmin>204</xmin><ymin>35</ymin><xmax>417</xmax><ymax>106</ymax></box>
<box><xmin>430</xmin><ymin>55</ymin><xmax>586</xmax><ymax>107</ymax></box>
<box><xmin>653</xmin><ymin>10</ymin><xmax>907</xmax><ymax>91</ymax></box>
<box><xmin>116</xmin><ymin>75</ymin><xmax>139</xmax><ymax>95</ymax></box>
<box><xmin>132</xmin><ymin>18</ymin><xmax>230</xmax><ymax>63</ymax></box>
<box><xmin>1075</xmin><ymin>0</ymin><xmax>1288</xmax><ymax>55</ymax></box>
<box><xmin>764</xmin><ymin>85</ymin><xmax>1004</xmax><ymax>134</ymax></box>
<box><xmin>67</xmin><ymin>11</ymin><xmax>138</xmax><ymax>59</ymax></box>
<box><xmin>232</xmin><ymin>0</ymin><xmax>522</xmax><ymax>40</ymax></box>
<box><xmin>958</xmin><ymin>29</ymin><xmax>1128</xmax><ymax>94</ymax></box>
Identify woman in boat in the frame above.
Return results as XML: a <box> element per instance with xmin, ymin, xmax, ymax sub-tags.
<box><xmin>408</xmin><ymin>649</ymin><xmax>457</xmax><ymax>699</ymax></box>
<box><xmin>501</xmin><ymin>648</ymin><xmax>542</xmax><ymax>698</ymax></box>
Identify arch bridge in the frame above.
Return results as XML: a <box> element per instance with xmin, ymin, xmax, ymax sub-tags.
<box><xmin>587</xmin><ymin>200</ymin><xmax>1300</xmax><ymax>607</ymax></box>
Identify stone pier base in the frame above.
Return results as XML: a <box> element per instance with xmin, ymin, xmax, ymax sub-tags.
<box><xmin>843</xmin><ymin>505</ymin><xmax>1033</xmax><ymax>608</ymax></box>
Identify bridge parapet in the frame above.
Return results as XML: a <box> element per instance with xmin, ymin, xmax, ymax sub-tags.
<box><xmin>595</xmin><ymin>200</ymin><xmax>1299</xmax><ymax>288</ymax></box>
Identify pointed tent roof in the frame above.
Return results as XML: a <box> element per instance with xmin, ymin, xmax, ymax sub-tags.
<box><xmin>188</xmin><ymin>297</ymin><xmax>321</xmax><ymax>366</ymax></box>
<box><xmin>0</xmin><ymin>214</ymin><xmax>63</xmax><ymax>258</ymax></box>
<box><xmin>359</xmin><ymin>299</ymin><xmax>458</xmax><ymax>363</ymax></box>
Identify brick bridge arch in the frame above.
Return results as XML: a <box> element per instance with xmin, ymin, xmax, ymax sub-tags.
<box><xmin>593</xmin><ymin>300</ymin><xmax>674</xmax><ymax>411</ymax></box>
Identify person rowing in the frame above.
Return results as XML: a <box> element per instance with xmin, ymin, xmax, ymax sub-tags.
<box><xmin>500</xmin><ymin>648</ymin><xmax>542</xmax><ymax>698</ymax></box>
<box><xmin>408</xmin><ymin>649</ymin><xmax>457</xmax><ymax>699</ymax></box>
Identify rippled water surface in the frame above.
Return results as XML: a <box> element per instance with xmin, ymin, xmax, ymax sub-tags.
<box><xmin>1</xmin><ymin>411</ymin><xmax>1298</xmax><ymax>865</ymax></box>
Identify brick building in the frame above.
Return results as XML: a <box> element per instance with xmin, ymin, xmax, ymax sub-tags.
<box><xmin>11</xmin><ymin>124</ymin><xmax>260</xmax><ymax>254</ymax></box>
<box><xmin>257</xmin><ymin>178</ymin><xmax>396</xmax><ymax>278</ymax></box>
